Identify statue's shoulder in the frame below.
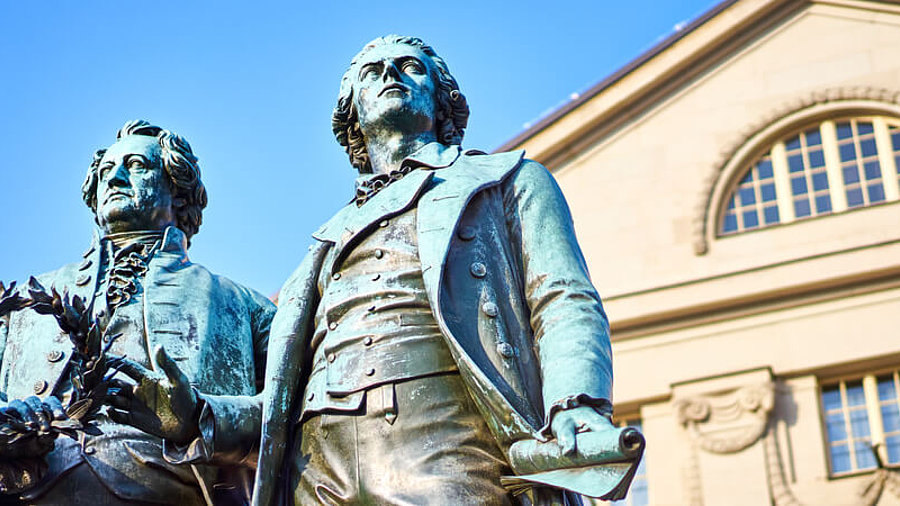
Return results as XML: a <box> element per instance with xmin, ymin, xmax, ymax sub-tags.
<box><xmin>441</xmin><ymin>148</ymin><xmax>526</xmax><ymax>186</ymax></box>
<box><xmin>175</xmin><ymin>261</ymin><xmax>275</xmax><ymax>312</ymax></box>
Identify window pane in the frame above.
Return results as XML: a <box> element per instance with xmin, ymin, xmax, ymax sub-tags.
<box><xmin>791</xmin><ymin>177</ymin><xmax>808</xmax><ymax>195</ymax></box>
<box><xmin>882</xmin><ymin>405</ymin><xmax>900</xmax><ymax>433</ymax></box>
<box><xmin>809</xmin><ymin>149</ymin><xmax>825</xmax><ymax>168</ymax></box>
<box><xmin>816</xmin><ymin>195</ymin><xmax>832</xmax><ymax>213</ymax></box>
<box><xmin>864</xmin><ymin>161</ymin><xmax>881</xmax><ymax>180</ymax></box>
<box><xmin>869</xmin><ymin>184</ymin><xmax>885</xmax><ymax>203</ymax></box>
<box><xmin>847</xmin><ymin>188</ymin><xmax>864</xmax><ymax>207</ymax></box>
<box><xmin>839</xmin><ymin>143</ymin><xmax>857</xmax><ymax>162</ymax></box>
<box><xmin>831</xmin><ymin>443</ymin><xmax>852</xmax><ymax>473</ymax></box>
<box><xmin>743</xmin><ymin>210</ymin><xmax>759</xmax><ymax>229</ymax></box>
<box><xmin>855</xmin><ymin>441</ymin><xmax>877</xmax><ymax>469</ymax></box>
<box><xmin>887</xmin><ymin>434</ymin><xmax>900</xmax><ymax>464</ymax></box>
<box><xmin>739</xmin><ymin>187</ymin><xmax>756</xmax><ymax>205</ymax></box>
<box><xmin>847</xmin><ymin>382</ymin><xmax>866</xmax><ymax>407</ymax></box>
<box><xmin>878</xmin><ymin>376</ymin><xmax>897</xmax><ymax>401</ymax></box>
<box><xmin>722</xmin><ymin>213</ymin><xmax>738</xmax><ymax>233</ymax></box>
<box><xmin>788</xmin><ymin>154</ymin><xmax>804</xmax><ymax>172</ymax></box>
<box><xmin>857</xmin><ymin>122</ymin><xmax>874</xmax><ymax>135</ymax></box>
<box><xmin>785</xmin><ymin>135</ymin><xmax>801</xmax><ymax>150</ymax></box>
<box><xmin>843</xmin><ymin>166</ymin><xmax>860</xmax><ymax>184</ymax></box>
<box><xmin>812</xmin><ymin>172</ymin><xmax>829</xmax><ymax>191</ymax></box>
<box><xmin>850</xmin><ymin>409</ymin><xmax>870</xmax><ymax>438</ymax></box>
<box><xmin>757</xmin><ymin>159</ymin><xmax>773</xmax><ymax>179</ymax></box>
<box><xmin>741</xmin><ymin>171</ymin><xmax>753</xmax><ymax>184</ymax></box>
<box><xmin>794</xmin><ymin>199</ymin><xmax>811</xmax><ymax>218</ymax></box>
<box><xmin>806</xmin><ymin>128</ymin><xmax>822</xmax><ymax>145</ymax></box>
<box><xmin>726</xmin><ymin>195</ymin><xmax>736</xmax><ymax>210</ymax></box>
<box><xmin>760</xmin><ymin>183</ymin><xmax>777</xmax><ymax>201</ymax></box>
<box><xmin>860</xmin><ymin>138</ymin><xmax>878</xmax><ymax>157</ymax></box>
<box><xmin>836</xmin><ymin>122</ymin><xmax>853</xmax><ymax>139</ymax></box>
<box><xmin>763</xmin><ymin>206</ymin><xmax>780</xmax><ymax>224</ymax></box>
<box><xmin>823</xmin><ymin>387</ymin><xmax>843</xmax><ymax>411</ymax></box>
<box><xmin>826</xmin><ymin>412</ymin><xmax>847</xmax><ymax>441</ymax></box>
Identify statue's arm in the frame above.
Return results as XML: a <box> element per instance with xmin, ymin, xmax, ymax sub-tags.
<box><xmin>0</xmin><ymin>313</ymin><xmax>8</xmax><ymax>404</ymax></box>
<box><xmin>504</xmin><ymin>159</ymin><xmax>613</xmax><ymax>432</ymax></box>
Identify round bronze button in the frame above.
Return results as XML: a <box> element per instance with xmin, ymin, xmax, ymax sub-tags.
<box><xmin>46</xmin><ymin>350</ymin><xmax>64</xmax><ymax>363</ymax></box>
<box><xmin>332</xmin><ymin>272</ymin><xmax>341</xmax><ymax>281</ymax></box>
<box><xmin>457</xmin><ymin>226</ymin><xmax>476</xmax><ymax>241</ymax></box>
<box><xmin>84</xmin><ymin>447</ymin><xmax>96</xmax><ymax>456</ymax></box>
<box><xmin>497</xmin><ymin>343</ymin><xmax>514</xmax><ymax>358</ymax></box>
<box><xmin>366</xmin><ymin>368</ymin><xmax>375</xmax><ymax>376</ymax></box>
<box><xmin>470</xmin><ymin>262</ymin><xmax>487</xmax><ymax>278</ymax></box>
<box><xmin>328</xmin><ymin>322</ymin><xmax>338</xmax><ymax>331</ymax></box>
<box><xmin>379</xmin><ymin>220</ymin><xmax>389</xmax><ymax>228</ymax></box>
<box><xmin>327</xmin><ymin>353</ymin><xmax>336</xmax><ymax>363</ymax></box>
<box><xmin>363</xmin><ymin>336</ymin><xmax>373</xmax><ymax>346</ymax></box>
<box><xmin>374</xmin><ymin>249</ymin><xmax>384</xmax><ymax>259</ymax></box>
<box><xmin>33</xmin><ymin>380</ymin><xmax>48</xmax><ymax>395</ymax></box>
<box><xmin>482</xmin><ymin>302</ymin><xmax>499</xmax><ymax>317</ymax></box>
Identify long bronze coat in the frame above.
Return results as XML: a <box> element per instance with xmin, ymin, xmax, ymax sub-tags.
<box><xmin>251</xmin><ymin>145</ymin><xmax>613</xmax><ymax>505</ymax></box>
<box><xmin>0</xmin><ymin>227</ymin><xmax>275</xmax><ymax>502</ymax></box>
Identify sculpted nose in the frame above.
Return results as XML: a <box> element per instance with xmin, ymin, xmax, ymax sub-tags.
<box><xmin>382</xmin><ymin>61</ymin><xmax>401</xmax><ymax>82</ymax></box>
<box><xmin>106</xmin><ymin>164</ymin><xmax>129</xmax><ymax>187</ymax></box>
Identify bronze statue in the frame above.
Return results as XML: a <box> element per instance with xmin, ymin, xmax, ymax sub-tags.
<box><xmin>0</xmin><ymin>121</ymin><xmax>275</xmax><ymax>505</ymax></box>
<box><xmin>111</xmin><ymin>36</ymin><xmax>643</xmax><ymax>505</ymax></box>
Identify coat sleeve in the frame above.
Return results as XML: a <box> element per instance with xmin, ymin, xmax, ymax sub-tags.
<box><xmin>503</xmin><ymin>159</ymin><xmax>613</xmax><ymax>432</ymax></box>
<box><xmin>163</xmin><ymin>284</ymin><xmax>275</xmax><ymax>467</ymax></box>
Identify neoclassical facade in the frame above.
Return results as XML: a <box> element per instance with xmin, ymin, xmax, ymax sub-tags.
<box><xmin>502</xmin><ymin>0</ymin><xmax>900</xmax><ymax>504</ymax></box>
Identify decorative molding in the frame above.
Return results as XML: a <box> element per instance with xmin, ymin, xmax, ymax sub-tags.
<box><xmin>763</xmin><ymin>418</ymin><xmax>803</xmax><ymax>506</ymax></box>
<box><xmin>675</xmin><ymin>382</ymin><xmax>774</xmax><ymax>454</ymax></box>
<box><xmin>692</xmin><ymin>87</ymin><xmax>900</xmax><ymax>255</ymax></box>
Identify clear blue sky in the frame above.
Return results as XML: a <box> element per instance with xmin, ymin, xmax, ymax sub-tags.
<box><xmin>1</xmin><ymin>1</ymin><xmax>717</xmax><ymax>296</ymax></box>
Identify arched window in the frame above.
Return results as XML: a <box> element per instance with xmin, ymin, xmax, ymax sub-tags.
<box><xmin>719</xmin><ymin>116</ymin><xmax>900</xmax><ymax>236</ymax></box>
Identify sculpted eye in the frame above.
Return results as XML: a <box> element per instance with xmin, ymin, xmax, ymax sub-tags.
<box><xmin>402</xmin><ymin>61</ymin><xmax>424</xmax><ymax>74</ymax></box>
<box><xmin>127</xmin><ymin>158</ymin><xmax>146</xmax><ymax>170</ymax></box>
<box><xmin>361</xmin><ymin>67</ymin><xmax>379</xmax><ymax>81</ymax></box>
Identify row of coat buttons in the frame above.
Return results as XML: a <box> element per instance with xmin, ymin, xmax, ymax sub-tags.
<box><xmin>32</xmin><ymin>350</ymin><xmax>66</xmax><ymax>393</ymax></box>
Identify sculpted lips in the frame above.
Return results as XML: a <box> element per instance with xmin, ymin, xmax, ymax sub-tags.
<box><xmin>378</xmin><ymin>83</ymin><xmax>409</xmax><ymax>97</ymax></box>
<box><xmin>104</xmin><ymin>191</ymin><xmax>132</xmax><ymax>204</ymax></box>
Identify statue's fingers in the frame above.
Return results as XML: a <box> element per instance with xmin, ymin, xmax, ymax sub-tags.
<box><xmin>45</xmin><ymin>396</ymin><xmax>66</xmax><ymax>420</ymax></box>
<box><xmin>553</xmin><ymin>415</ymin><xmax>577</xmax><ymax>455</ymax></box>
<box><xmin>106</xmin><ymin>378</ymin><xmax>136</xmax><ymax>398</ymax></box>
<box><xmin>153</xmin><ymin>345</ymin><xmax>189</xmax><ymax>388</ymax></box>
<box><xmin>24</xmin><ymin>396</ymin><xmax>51</xmax><ymax>432</ymax></box>
<box><xmin>579</xmin><ymin>409</ymin><xmax>614</xmax><ymax>433</ymax></box>
<box><xmin>107</xmin><ymin>407</ymin><xmax>131</xmax><ymax>427</ymax></box>
<box><xmin>113</xmin><ymin>357</ymin><xmax>154</xmax><ymax>383</ymax></box>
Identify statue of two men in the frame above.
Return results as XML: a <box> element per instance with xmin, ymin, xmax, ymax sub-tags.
<box><xmin>1</xmin><ymin>35</ymin><xmax>641</xmax><ymax>505</ymax></box>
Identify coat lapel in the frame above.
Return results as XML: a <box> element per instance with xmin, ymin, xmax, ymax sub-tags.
<box><xmin>312</xmin><ymin>168</ymin><xmax>434</xmax><ymax>273</ymax></box>
<box><xmin>417</xmin><ymin>150</ymin><xmax>525</xmax><ymax>298</ymax></box>
<box><xmin>143</xmin><ymin>227</ymin><xmax>192</xmax><ymax>366</ymax></box>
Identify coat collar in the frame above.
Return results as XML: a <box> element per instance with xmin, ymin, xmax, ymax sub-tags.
<box><xmin>312</xmin><ymin>143</ymin><xmax>459</xmax><ymax>247</ymax></box>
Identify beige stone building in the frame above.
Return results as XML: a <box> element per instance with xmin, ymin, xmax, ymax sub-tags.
<box><xmin>502</xmin><ymin>0</ymin><xmax>900</xmax><ymax>504</ymax></box>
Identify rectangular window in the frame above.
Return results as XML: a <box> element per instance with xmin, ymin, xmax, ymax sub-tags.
<box><xmin>821</xmin><ymin>372</ymin><xmax>900</xmax><ymax>476</ymax></box>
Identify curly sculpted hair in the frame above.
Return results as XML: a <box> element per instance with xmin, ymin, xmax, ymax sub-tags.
<box><xmin>81</xmin><ymin>120</ymin><xmax>207</xmax><ymax>241</ymax></box>
<box><xmin>332</xmin><ymin>35</ymin><xmax>470</xmax><ymax>173</ymax></box>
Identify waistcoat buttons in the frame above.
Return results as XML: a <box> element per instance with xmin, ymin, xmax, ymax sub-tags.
<box><xmin>470</xmin><ymin>262</ymin><xmax>487</xmax><ymax>278</ymax></box>
<box><xmin>457</xmin><ymin>226</ymin><xmax>476</xmax><ymax>241</ymax></box>
<box><xmin>482</xmin><ymin>302</ymin><xmax>499</xmax><ymax>317</ymax></box>
<box><xmin>363</xmin><ymin>336</ymin><xmax>373</xmax><ymax>346</ymax></box>
<box><xmin>327</xmin><ymin>353</ymin><xmax>336</xmax><ymax>363</ymax></box>
<box><xmin>332</xmin><ymin>272</ymin><xmax>341</xmax><ymax>281</ymax></box>
<box><xmin>497</xmin><ymin>343</ymin><xmax>514</xmax><ymax>358</ymax></box>
<box><xmin>374</xmin><ymin>249</ymin><xmax>384</xmax><ymax>259</ymax></box>
<box><xmin>46</xmin><ymin>350</ymin><xmax>64</xmax><ymax>363</ymax></box>
<box><xmin>328</xmin><ymin>322</ymin><xmax>338</xmax><ymax>331</ymax></box>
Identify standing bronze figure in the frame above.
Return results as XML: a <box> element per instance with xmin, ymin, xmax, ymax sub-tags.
<box><xmin>0</xmin><ymin>121</ymin><xmax>275</xmax><ymax>505</ymax></box>
<box><xmin>117</xmin><ymin>36</ymin><xmax>643</xmax><ymax>505</ymax></box>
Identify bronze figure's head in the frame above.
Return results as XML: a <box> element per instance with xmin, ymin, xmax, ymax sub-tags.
<box><xmin>333</xmin><ymin>35</ymin><xmax>470</xmax><ymax>173</ymax></box>
<box><xmin>81</xmin><ymin>120</ymin><xmax>207</xmax><ymax>241</ymax></box>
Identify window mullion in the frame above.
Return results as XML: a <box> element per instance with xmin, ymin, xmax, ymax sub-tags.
<box><xmin>821</xmin><ymin>121</ymin><xmax>849</xmax><ymax>212</ymax></box>
<box><xmin>840</xmin><ymin>381</ymin><xmax>859</xmax><ymax>470</ymax></box>
<box><xmin>873</xmin><ymin>117</ymin><xmax>900</xmax><ymax>202</ymax></box>
<box><xmin>863</xmin><ymin>374</ymin><xmax>886</xmax><ymax>465</ymax></box>
<box><xmin>770</xmin><ymin>142</ymin><xmax>795</xmax><ymax>223</ymax></box>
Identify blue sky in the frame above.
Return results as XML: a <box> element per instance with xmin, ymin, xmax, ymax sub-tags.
<box><xmin>1</xmin><ymin>1</ymin><xmax>717</xmax><ymax>295</ymax></box>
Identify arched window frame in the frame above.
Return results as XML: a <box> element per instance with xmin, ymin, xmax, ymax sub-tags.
<box><xmin>702</xmin><ymin>99</ymin><xmax>900</xmax><ymax>252</ymax></box>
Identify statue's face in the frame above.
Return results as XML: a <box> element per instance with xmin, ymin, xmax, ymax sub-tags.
<box><xmin>352</xmin><ymin>43</ymin><xmax>437</xmax><ymax>136</ymax></box>
<box><xmin>95</xmin><ymin>135</ymin><xmax>176</xmax><ymax>235</ymax></box>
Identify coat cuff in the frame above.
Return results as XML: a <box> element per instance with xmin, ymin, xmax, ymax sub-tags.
<box><xmin>163</xmin><ymin>393</ymin><xmax>261</xmax><ymax>467</ymax></box>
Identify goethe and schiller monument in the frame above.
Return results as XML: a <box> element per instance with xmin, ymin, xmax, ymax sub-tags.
<box><xmin>0</xmin><ymin>35</ymin><xmax>643</xmax><ymax>505</ymax></box>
